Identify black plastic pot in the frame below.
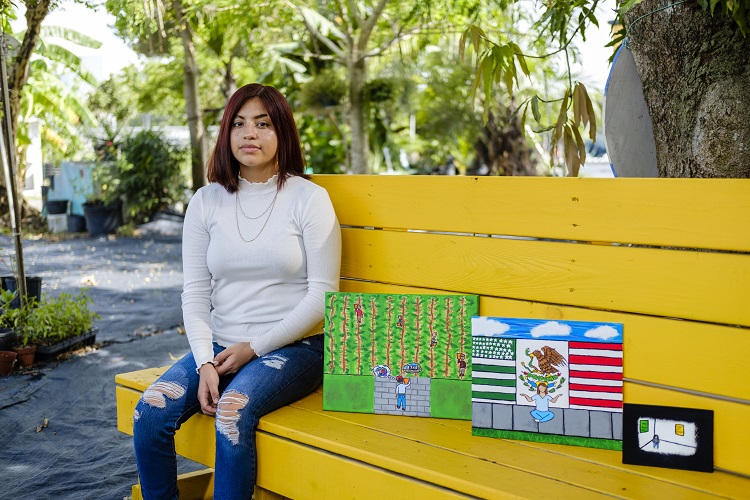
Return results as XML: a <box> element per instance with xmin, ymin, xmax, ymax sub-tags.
<box><xmin>0</xmin><ymin>328</ymin><xmax>15</xmax><ymax>350</ymax></box>
<box><xmin>46</xmin><ymin>199</ymin><xmax>70</xmax><ymax>215</ymax></box>
<box><xmin>83</xmin><ymin>202</ymin><xmax>123</xmax><ymax>237</ymax></box>
<box><xmin>67</xmin><ymin>214</ymin><xmax>87</xmax><ymax>233</ymax></box>
<box><xmin>1</xmin><ymin>276</ymin><xmax>43</xmax><ymax>309</ymax></box>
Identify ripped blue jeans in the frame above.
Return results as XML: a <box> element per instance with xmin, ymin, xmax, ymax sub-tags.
<box><xmin>133</xmin><ymin>335</ymin><xmax>323</xmax><ymax>500</ymax></box>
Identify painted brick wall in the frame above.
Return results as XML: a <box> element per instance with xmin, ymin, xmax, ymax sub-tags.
<box><xmin>374</xmin><ymin>377</ymin><xmax>431</xmax><ymax>417</ymax></box>
<box><xmin>472</xmin><ymin>402</ymin><xmax>622</xmax><ymax>440</ymax></box>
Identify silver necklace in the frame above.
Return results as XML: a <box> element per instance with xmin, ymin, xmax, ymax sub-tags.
<box><xmin>235</xmin><ymin>190</ymin><xmax>278</xmax><ymax>242</ymax></box>
<box><xmin>237</xmin><ymin>190</ymin><xmax>276</xmax><ymax>219</ymax></box>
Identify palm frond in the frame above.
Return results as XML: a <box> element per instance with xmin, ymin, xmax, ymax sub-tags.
<box><xmin>40</xmin><ymin>26</ymin><xmax>103</xmax><ymax>49</ymax></box>
<box><xmin>33</xmin><ymin>44</ymin><xmax>98</xmax><ymax>86</ymax></box>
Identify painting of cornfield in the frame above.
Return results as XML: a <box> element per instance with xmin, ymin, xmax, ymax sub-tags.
<box><xmin>323</xmin><ymin>292</ymin><xmax>478</xmax><ymax>420</ymax></box>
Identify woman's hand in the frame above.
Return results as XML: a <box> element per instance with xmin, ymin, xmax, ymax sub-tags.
<box><xmin>197</xmin><ymin>363</ymin><xmax>220</xmax><ymax>415</ymax></box>
<box><xmin>214</xmin><ymin>342</ymin><xmax>257</xmax><ymax>376</ymax></box>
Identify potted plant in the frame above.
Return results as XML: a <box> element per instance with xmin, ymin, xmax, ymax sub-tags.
<box><xmin>82</xmin><ymin>160</ymin><xmax>123</xmax><ymax>236</ymax></box>
<box><xmin>7</xmin><ymin>301</ymin><xmax>39</xmax><ymax>368</ymax></box>
<box><xmin>0</xmin><ymin>290</ymin><xmax>39</xmax><ymax>368</ymax></box>
<box><xmin>28</xmin><ymin>291</ymin><xmax>100</xmax><ymax>360</ymax></box>
<box><xmin>0</xmin><ymin>289</ymin><xmax>19</xmax><ymax>374</ymax></box>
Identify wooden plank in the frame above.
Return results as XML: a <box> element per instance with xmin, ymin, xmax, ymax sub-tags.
<box><xmin>340</xmin><ymin>228</ymin><xmax>750</xmax><ymax>327</ymax></box>
<box><xmin>257</xmin><ymin>406</ymin><xmax>607</xmax><ymax>499</ymax></box>
<box><xmin>288</xmin><ymin>391</ymin><xmax>750</xmax><ymax>499</ymax></box>
<box><xmin>115</xmin><ymin>366</ymin><xmax>169</xmax><ymax>391</ymax></box>
<box><xmin>313</xmin><ymin>175</ymin><xmax>750</xmax><ymax>251</ymax></box>
<box><xmin>340</xmin><ymin>280</ymin><xmax>750</xmax><ymax>410</ymax></box>
<box><xmin>131</xmin><ymin>469</ymin><xmax>214</xmax><ymax>500</ymax></box>
<box><xmin>256</xmin><ymin>432</ymin><xmax>475</xmax><ymax>500</ymax></box>
<box><xmin>254</xmin><ymin>486</ymin><xmax>289</xmax><ymax>500</ymax></box>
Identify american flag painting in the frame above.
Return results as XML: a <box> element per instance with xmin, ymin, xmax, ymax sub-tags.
<box><xmin>471</xmin><ymin>317</ymin><xmax>624</xmax><ymax>449</ymax></box>
<box><xmin>568</xmin><ymin>341</ymin><xmax>623</xmax><ymax>411</ymax></box>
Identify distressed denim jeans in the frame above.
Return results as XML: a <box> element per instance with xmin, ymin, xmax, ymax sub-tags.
<box><xmin>133</xmin><ymin>335</ymin><xmax>324</xmax><ymax>500</ymax></box>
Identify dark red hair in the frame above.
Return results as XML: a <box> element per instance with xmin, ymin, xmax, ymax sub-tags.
<box><xmin>207</xmin><ymin>83</ymin><xmax>308</xmax><ymax>193</ymax></box>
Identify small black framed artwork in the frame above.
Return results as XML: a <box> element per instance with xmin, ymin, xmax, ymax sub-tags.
<box><xmin>622</xmin><ymin>403</ymin><xmax>714</xmax><ymax>472</ymax></box>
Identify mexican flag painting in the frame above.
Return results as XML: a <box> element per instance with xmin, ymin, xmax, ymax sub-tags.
<box><xmin>471</xmin><ymin>317</ymin><xmax>624</xmax><ymax>450</ymax></box>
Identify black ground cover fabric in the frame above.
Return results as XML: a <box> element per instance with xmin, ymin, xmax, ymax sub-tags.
<box><xmin>0</xmin><ymin>232</ymin><xmax>204</xmax><ymax>499</ymax></box>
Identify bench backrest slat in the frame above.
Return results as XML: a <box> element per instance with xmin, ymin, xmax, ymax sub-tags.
<box><xmin>340</xmin><ymin>227</ymin><xmax>750</xmax><ymax>327</ymax></box>
<box><xmin>315</xmin><ymin>175</ymin><xmax>750</xmax><ymax>251</ymax></box>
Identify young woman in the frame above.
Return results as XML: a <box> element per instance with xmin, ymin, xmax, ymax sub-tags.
<box><xmin>133</xmin><ymin>83</ymin><xmax>341</xmax><ymax>499</ymax></box>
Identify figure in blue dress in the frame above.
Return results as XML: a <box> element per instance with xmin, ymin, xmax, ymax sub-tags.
<box><xmin>521</xmin><ymin>382</ymin><xmax>561</xmax><ymax>423</ymax></box>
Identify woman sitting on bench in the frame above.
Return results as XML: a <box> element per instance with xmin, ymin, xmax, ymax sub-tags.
<box><xmin>132</xmin><ymin>83</ymin><xmax>341</xmax><ymax>500</ymax></box>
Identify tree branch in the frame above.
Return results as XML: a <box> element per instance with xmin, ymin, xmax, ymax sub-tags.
<box><xmin>357</xmin><ymin>0</ymin><xmax>389</xmax><ymax>52</ymax></box>
<box><xmin>346</xmin><ymin>0</ymin><xmax>362</xmax><ymax>29</ymax></box>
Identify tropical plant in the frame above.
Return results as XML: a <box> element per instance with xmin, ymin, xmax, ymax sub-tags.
<box><xmin>288</xmin><ymin>0</ymin><xmax>456</xmax><ymax>173</ymax></box>
<box><xmin>106</xmin><ymin>0</ymin><xmax>211</xmax><ymax>191</ymax></box>
<box><xmin>4</xmin><ymin>19</ymin><xmax>101</xmax><ymax>184</ymax></box>
<box><xmin>462</xmin><ymin>0</ymin><xmax>750</xmax><ymax>177</ymax></box>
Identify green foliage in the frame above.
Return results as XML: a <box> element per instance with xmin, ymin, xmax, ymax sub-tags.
<box><xmin>296</xmin><ymin>113</ymin><xmax>347</xmax><ymax>174</ymax></box>
<box><xmin>88</xmin><ymin>159</ymin><xmax>122</xmax><ymax>206</ymax></box>
<box><xmin>300</xmin><ymin>72</ymin><xmax>347</xmax><ymax>109</ymax></box>
<box><xmin>411</xmin><ymin>56</ymin><xmax>482</xmax><ymax>171</ymax></box>
<box><xmin>704</xmin><ymin>0</ymin><xmax>750</xmax><ymax>35</ymax></box>
<box><xmin>117</xmin><ymin>130</ymin><xmax>188</xmax><ymax>223</ymax></box>
<box><xmin>88</xmin><ymin>74</ymin><xmax>141</xmax><ymax>142</ymax></box>
<box><xmin>7</xmin><ymin>22</ymin><xmax>101</xmax><ymax>166</ymax></box>
<box><xmin>461</xmin><ymin>17</ymin><xmax>597</xmax><ymax>175</ymax></box>
<box><xmin>14</xmin><ymin>291</ymin><xmax>100</xmax><ymax>347</ymax></box>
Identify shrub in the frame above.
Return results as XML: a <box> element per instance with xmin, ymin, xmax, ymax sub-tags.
<box><xmin>117</xmin><ymin>130</ymin><xmax>187</xmax><ymax>224</ymax></box>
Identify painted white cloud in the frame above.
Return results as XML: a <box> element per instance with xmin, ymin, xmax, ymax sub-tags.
<box><xmin>530</xmin><ymin>321</ymin><xmax>572</xmax><ymax>338</ymax></box>
<box><xmin>471</xmin><ymin>317</ymin><xmax>511</xmax><ymax>337</ymax></box>
<box><xmin>584</xmin><ymin>325</ymin><xmax>620</xmax><ymax>340</ymax></box>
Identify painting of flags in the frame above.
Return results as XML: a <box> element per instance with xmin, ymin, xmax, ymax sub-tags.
<box><xmin>471</xmin><ymin>317</ymin><xmax>624</xmax><ymax>450</ymax></box>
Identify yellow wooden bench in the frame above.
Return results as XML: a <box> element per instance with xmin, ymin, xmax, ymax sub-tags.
<box><xmin>116</xmin><ymin>175</ymin><xmax>750</xmax><ymax>499</ymax></box>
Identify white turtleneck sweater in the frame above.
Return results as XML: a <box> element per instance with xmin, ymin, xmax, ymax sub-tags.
<box><xmin>181</xmin><ymin>174</ymin><xmax>341</xmax><ymax>369</ymax></box>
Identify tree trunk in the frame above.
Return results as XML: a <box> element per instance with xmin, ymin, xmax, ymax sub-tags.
<box><xmin>7</xmin><ymin>0</ymin><xmax>52</xmax><ymax>141</ymax></box>
<box><xmin>173</xmin><ymin>0</ymin><xmax>207</xmax><ymax>190</ymax></box>
<box><xmin>348</xmin><ymin>53</ymin><xmax>369</xmax><ymax>174</ymax></box>
<box><xmin>624</xmin><ymin>0</ymin><xmax>750</xmax><ymax>177</ymax></box>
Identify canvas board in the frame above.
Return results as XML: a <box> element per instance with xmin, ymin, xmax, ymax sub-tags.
<box><xmin>324</xmin><ymin>292</ymin><xmax>478</xmax><ymax>419</ymax></box>
<box><xmin>471</xmin><ymin>317</ymin><xmax>624</xmax><ymax>450</ymax></box>
<box><xmin>622</xmin><ymin>403</ymin><xmax>714</xmax><ymax>472</ymax></box>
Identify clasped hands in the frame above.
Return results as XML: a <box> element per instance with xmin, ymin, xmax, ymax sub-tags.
<box><xmin>197</xmin><ymin>342</ymin><xmax>257</xmax><ymax>416</ymax></box>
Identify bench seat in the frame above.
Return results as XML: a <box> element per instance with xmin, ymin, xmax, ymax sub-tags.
<box><xmin>116</xmin><ymin>367</ymin><xmax>748</xmax><ymax>499</ymax></box>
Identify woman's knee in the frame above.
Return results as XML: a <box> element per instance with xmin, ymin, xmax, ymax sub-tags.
<box><xmin>215</xmin><ymin>390</ymin><xmax>257</xmax><ymax>446</ymax></box>
<box><xmin>134</xmin><ymin>380</ymin><xmax>189</xmax><ymax>437</ymax></box>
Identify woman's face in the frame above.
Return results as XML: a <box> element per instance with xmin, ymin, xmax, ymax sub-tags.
<box><xmin>230</xmin><ymin>98</ymin><xmax>279</xmax><ymax>178</ymax></box>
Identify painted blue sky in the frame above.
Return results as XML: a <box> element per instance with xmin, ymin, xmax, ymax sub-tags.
<box><xmin>471</xmin><ymin>317</ymin><xmax>623</xmax><ymax>343</ymax></box>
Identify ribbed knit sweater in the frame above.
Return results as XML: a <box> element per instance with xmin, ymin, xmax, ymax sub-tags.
<box><xmin>181</xmin><ymin>174</ymin><xmax>341</xmax><ymax>369</ymax></box>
